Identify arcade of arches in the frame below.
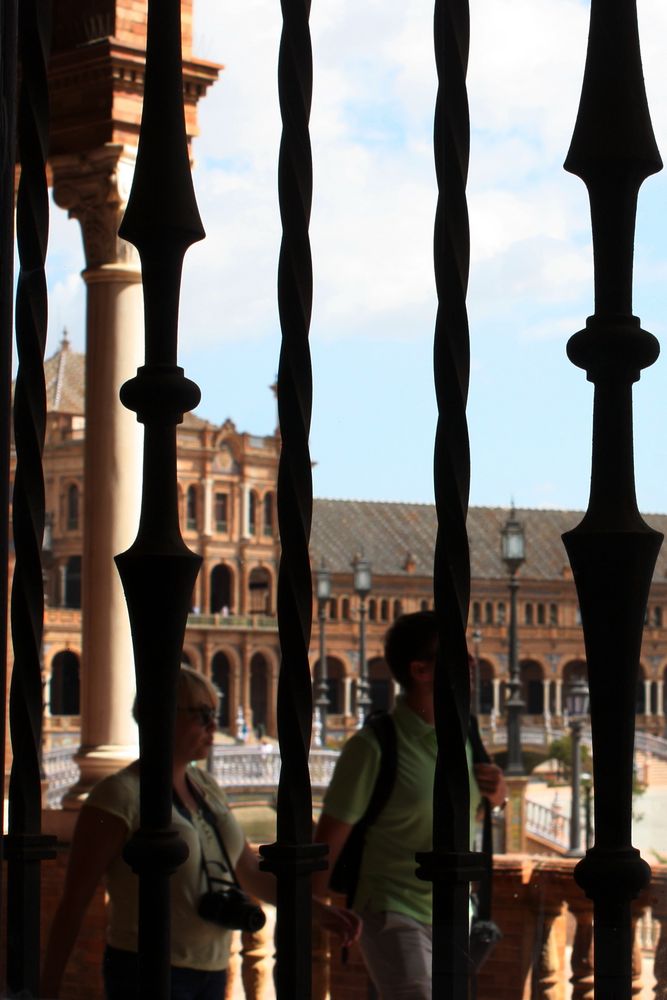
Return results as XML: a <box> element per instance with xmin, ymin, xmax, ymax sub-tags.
<box><xmin>28</xmin><ymin>346</ymin><xmax>667</xmax><ymax>749</ymax></box>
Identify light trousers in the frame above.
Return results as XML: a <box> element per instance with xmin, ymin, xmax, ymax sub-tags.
<box><xmin>359</xmin><ymin>908</ymin><xmax>432</xmax><ymax>1000</ymax></box>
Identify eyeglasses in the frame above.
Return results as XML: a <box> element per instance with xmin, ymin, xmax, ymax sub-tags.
<box><xmin>179</xmin><ymin>705</ymin><xmax>217</xmax><ymax>727</ymax></box>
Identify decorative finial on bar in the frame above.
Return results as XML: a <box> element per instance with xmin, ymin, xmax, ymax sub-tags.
<box><xmin>562</xmin><ymin>0</ymin><xmax>663</xmax><ymax>995</ymax></box>
<box><xmin>7</xmin><ymin>0</ymin><xmax>57</xmax><ymax>993</ymax></box>
<box><xmin>113</xmin><ymin>0</ymin><xmax>204</xmax><ymax>995</ymax></box>
<box><xmin>258</xmin><ymin>0</ymin><xmax>328</xmax><ymax>995</ymax></box>
<box><xmin>416</xmin><ymin>1</ymin><xmax>484</xmax><ymax>997</ymax></box>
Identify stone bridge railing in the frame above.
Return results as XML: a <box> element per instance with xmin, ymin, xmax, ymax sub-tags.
<box><xmin>223</xmin><ymin>858</ymin><xmax>667</xmax><ymax>1000</ymax></box>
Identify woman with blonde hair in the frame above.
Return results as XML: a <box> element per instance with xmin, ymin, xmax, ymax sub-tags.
<box><xmin>42</xmin><ymin>666</ymin><xmax>359</xmax><ymax>999</ymax></box>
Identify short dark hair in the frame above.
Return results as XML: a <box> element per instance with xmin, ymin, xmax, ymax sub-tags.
<box><xmin>384</xmin><ymin>611</ymin><xmax>438</xmax><ymax>690</ymax></box>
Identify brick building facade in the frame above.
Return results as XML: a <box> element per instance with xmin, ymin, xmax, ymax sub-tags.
<box><xmin>21</xmin><ymin>338</ymin><xmax>667</xmax><ymax>754</ymax></box>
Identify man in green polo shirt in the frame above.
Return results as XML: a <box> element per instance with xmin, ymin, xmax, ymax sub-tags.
<box><xmin>313</xmin><ymin>611</ymin><xmax>505</xmax><ymax>1000</ymax></box>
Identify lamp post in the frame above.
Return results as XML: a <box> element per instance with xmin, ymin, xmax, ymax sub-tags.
<box><xmin>353</xmin><ymin>556</ymin><xmax>372</xmax><ymax>727</ymax></box>
<box><xmin>472</xmin><ymin>627</ymin><xmax>482</xmax><ymax>718</ymax></box>
<box><xmin>501</xmin><ymin>506</ymin><xmax>526</xmax><ymax>776</ymax></box>
<box><xmin>567</xmin><ymin>677</ymin><xmax>590</xmax><ymax>857</ymax></box>
<box><xmin>315</xmin><ymin>561</ymin><xmax>331</xmax><ymax>745</ymax></box>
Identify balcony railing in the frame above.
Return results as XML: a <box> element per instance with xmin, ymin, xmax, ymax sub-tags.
<box><xmin>186</xmin><ymin>612</ymin><xmax>278</xmax><ymax>631</ymax></box>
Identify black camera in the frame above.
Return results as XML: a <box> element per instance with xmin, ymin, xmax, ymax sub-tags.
<box><xmin>198</xmin><ymin>887</ymin><xmax>266</xmax><ymax>933</ymax></box>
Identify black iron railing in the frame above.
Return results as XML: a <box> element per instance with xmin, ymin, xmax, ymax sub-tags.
<box><xmin>562</xmin><ymin>0</ymin><xmax>663</xmax><ymax>995</ymax></box>
<box><xmin>257</xmin><ymin>2</ymin><xmax>326</xmax><ymax>997</ymax></box>
<box><xmin>113</xmin><ymin>0</ymin><xmax>204</xmax><ymax>996</ymax></box>
<box><xmin>5</xmin><ymin>0</ymin><xmax>57</xmax><ymax>994</ymax></box>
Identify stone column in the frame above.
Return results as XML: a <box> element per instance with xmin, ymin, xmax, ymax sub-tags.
<box><xmin>644</xmin><ymin>679</ymin><xmax>653</xmax><ymax>716</ymax></box>
<box><xmin>202</xmin><ymin>477</ymin><xmax>213</xmax><ymax>536</ymax></box>
<box><xmin>52</xmin><ymin>147</ymin><xmax>143</xmax><ymax>797</ymax></box>
<box><xmin>242</xmin><ymin>642</ymin><xmax>252</xmax><ymax>729</ymax></box>
<box><xmin>554</xmin><ymin>678</ymin><xmax>563</xmax><ymax>717</ymax></box>
<box><xmin>569</xmin><ymin>895</ymin><xmax>594</xmax><ymax>1000</ymax></box>
<box><xmin>652</xmin><ymin>871</ymin><xmax>667</xmax><ymax>1000</ymax></box>
<box><xmin>201</xmin><ymin>559</ymin><xmax>211</xmax><ymax>615</ymax></box>
<box><xmin>241</xmin><ymin>482</ymin><xmax>249</xmax><ymax>538</ymax></box>
<box><xmin>543</xmin><ymin>678</ymin><xmax>551</xmax><ymax>720</ymax></box>
<box><xmin>58</xmin><ymin>563</ymin><xmax>67</xmax><ymax>607</ymax></box>
<box><xmin>343</xmin><ymin>676</ymin><xmax>353</xmax><ymax>717</ymax></box>
<box><xmin>657</xmin><ymin>679</ymin><xmax>664</xmax><ymax>719</ymax></box>
<box><xmin>492</xmin><ymin>677</ymin><xmax>501</xmax><ymax>715</ymax></box>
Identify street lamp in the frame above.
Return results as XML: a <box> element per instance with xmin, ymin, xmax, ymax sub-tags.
<box><xmin>566</xmin><ymin>676</ymin><xmax>590</xmax><ymax>857</ymax></box>
<box><xmin>501</xmin><ymin>505</ymin><xmax>526</xmax><ymax>775</ymax></box>
<box><xmin>472</xmin><ymin>627</ymin><xmax>482</xmax><ymax>717</ymax></box>
<box><xmin>353</xmin><ymin>555</ymin><xmax>372</xmax><ymax>727</ymax></box>
<box><xmin>315</xmin><ymin>561</ymin><xmax>331</xmax><ymax>745</ymax></box>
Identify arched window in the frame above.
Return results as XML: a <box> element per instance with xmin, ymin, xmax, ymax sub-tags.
<box><xmin>380</xmin><ymin>599</ymin><xmax>390</xmax><ymax>622</ymax></box>
<box><xmin>393</xmin><ymin>600</ymin><xmax>403</xmax><ymax>620</ymax></box>
<box><xmin>249</xmin><ymin>567</ymin><xmax>272</xmax><ymax>614</ymax></box>
<box><xmin>472</xmin><ymin>601</ymin><xmax>482</xmax><ymax>625</ymax></box>
<box><xmin>524</xmin><ymin>603</ymin><xmax>534</xmax><ymax>626</ymax></box>
<box><xmin>341</xmin><ymin>598</ymin><xmax>351</xmax><ymax>620</ymax></box>
<box><xmin>636</xmin><ymin>675</ymin><xmax>646</xmax><ymax>715</ymax></box>
<box><xmin>210</xmin><ymin>564</ymin><xmax>233</xmax><ymax>614</ymax></box>
<box><xmin>323</xmin><ymin>657</ymin><xmax>344</xmax><ymax>714</ymax></box>
<box><xmin>49</xmin><ymin>651</ymin><xmax>80</xmax><ymax>715</ymax></box>
<box><xmin>211</xmin><ymin>652</ymin><xmax>231</xmax><ymax>729</ymax></box>
<box><xmin>250</xmin><ymin>653</ymin><xmax>269</xmax><ymax>733</ymax></box>
<box><xmin>369</xmin><ymin>657</ymin><xmax>395</xmax><ymax>713</ymax></box>
<box><xmin>64</xmin><ymin>556</ymin><xmax>82</xmax><ymax>609</ymax></box>
<box><xmin>654</xmin><ymin>607</ymin><xmax>663</xmax><ymax>628</ymax></box>
<box><xmin>549</xmin><ymin>603</ymin><xmax>559</xmax><ymax>626</ymax></box>
<box><xmin>214</xmin><ymin>492</ymin><xmax>229</xmax><ymax>532</ymax></box>
<box><xmin>263</xmin><ymin>492</ymin><xmax>274</xmax><ymax>536</ymax></box>
<box><xmin>478</xmin><ymin>659</ymin><xmax>495</xmax><ymax>715</ymax></box>
<box><xmin>186</xmin><ymin>485</ymin><xmax>197</xmax><ymax>530</ymax></box>
<box><xmin>368</xmin><ymin>599</ymin><xmax>377</xmax><ymax>622</ymax></box>
<box><xmin>537</xmin><ymin>603</ymin><xmax>545</xmax><ymax>625</ymax></box>
<box><xmin>520</xmin><ymin>660</ymin><xmax>544</xmax><ymax>714</ymax></box>
<box><xmin>67</xmin><ymin>483</ymin><xmax>80</xmax><ymax>530</ymax></box>
<box><xmin>248</xmin><ymin>491</ymin><xmax>258</xmax><ymax>536</ymax></box>
<box><xmin>329</xmin><ymin>598</ymin><xmax>338</xmax><ymax>621</ymax></box>
<box><xmin>497</xmin><ymin>602</ymin><xmax>506</xmax><ymax>625</ymax></box>
<box><xmin>484</xmin><ymin>602</ymin><xmax>494</xmax><ymax>625</ymax></box>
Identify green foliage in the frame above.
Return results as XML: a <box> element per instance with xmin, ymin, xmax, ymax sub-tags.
<box><xmin>547</xmin><ymin>733</ymin><xmax>592</xmax><ymax>779</ymax></box>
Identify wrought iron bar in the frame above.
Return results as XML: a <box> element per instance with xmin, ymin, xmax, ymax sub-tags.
<box><xmin>416</xmin><ymin>0</ymin><xmax>483</xmax><ymax>996</ymax></box>
<box><xmin>258</xmin><ymin>0</ymin><xmax>326</xmax><ymax>995</ymax></box>
<box><xmin>562</xmin><ymin>1</ymin><xmax>663</xmax><ymax>995</ymax></box>
<box><xmin>0</xmin><ymin>0</ymin><xmax>18</xmax><ymax>979</ymax></box>
<box><xmin>6</xmin><ymin>0</ymin><xmax>56</xmax><ymax>993</ymax></box>
<box><xmin>114</xmin><ymin>0</ymin><xmax>203</xmax><ymax>994</ymax></box>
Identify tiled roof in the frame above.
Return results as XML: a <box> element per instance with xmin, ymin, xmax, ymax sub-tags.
<box><xmin>40</xmin><ymin>335</ymin><xmax>207</xmax><ymax>427</ymax></box>
<box><xmin>44</xmin><ymin>333</ymin><xmax>85</xmax><ymax>415</ymax></box>
<box><xmin>311</xmin><ymin>500</ymin><xmax>667</xmax><ymax>582</ymax></box>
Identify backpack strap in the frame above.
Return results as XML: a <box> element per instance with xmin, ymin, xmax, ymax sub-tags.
<box><xmin>362</xmin><ymin>711</ymin><xmax>398</xmax><ymax>827</ymax></box>
<box><xmin>328</xmin><ymin>710</ymin><xmax>398</xmax><ymax>906</ymax></box>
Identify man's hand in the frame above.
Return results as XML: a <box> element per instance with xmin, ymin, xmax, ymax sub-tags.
<box><xmin>312</xmin><ymin>897</ymin><xmax>362</xmax><ymax>946</ymax></box>
<box><xmin>473</xmin><ymin>762</ymin><xmax>507</xmax><ymax>808</ymax></box>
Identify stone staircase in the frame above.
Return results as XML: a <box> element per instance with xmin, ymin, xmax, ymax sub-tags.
<box><xmin>637</xmin><ymin>752</ymin><xmax>667</xmax><ymax>787</ymax></box>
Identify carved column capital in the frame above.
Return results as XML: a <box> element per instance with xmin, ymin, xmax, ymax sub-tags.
<box><xmin>51</xmin><ymin>144</ymin><xmax>139</xmax><ymax>270</ymax></box>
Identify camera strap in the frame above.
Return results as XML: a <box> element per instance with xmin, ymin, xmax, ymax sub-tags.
<box><xmin>173</xmin><ymin>777</ymin><xmax>242</xmax><ymax>894</ymax></box>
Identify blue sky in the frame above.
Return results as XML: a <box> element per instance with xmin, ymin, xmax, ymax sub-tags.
<box><xmin>43</xmin><ymin>0</ymin><xmax>667</xmax><ymax>512</ymax></box>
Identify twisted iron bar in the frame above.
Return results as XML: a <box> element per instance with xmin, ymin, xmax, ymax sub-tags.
<box><xmin>115</xmin><ymin>0</ymin><xmax>203</xmax><ymax>994</ymax></box>
<box><xmin>0</xmin><ymin>0</ymin><xmax>18</xmax><ymax>942</ymax></box>
<box><xmin>562</xmin><ymin>0</ymin><xmax>662</xmax><ymax>995</ymax></box>
<box><xmin>416</xmin><ymin>1</ymin><xmax>483</xmax><ymax>997</ymax></box>
<box><xmin>258</xmin><ymin>1</ymin><xmax>326</xmax><ymax>995</ymax></box>
<box><xmin>6</xmin><ymin>0</ymin><xmax>56</xmax><ymax>993</ymax></box>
